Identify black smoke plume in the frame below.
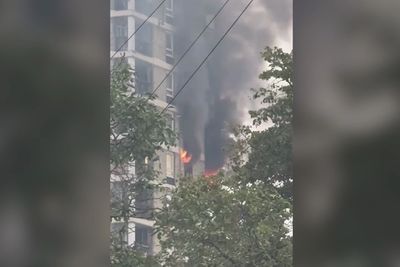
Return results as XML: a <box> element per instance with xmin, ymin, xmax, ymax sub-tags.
<box><xmin>174</xmin><ymin>0</ymin><xmax>292</xmax><ymax>171</ymax></box>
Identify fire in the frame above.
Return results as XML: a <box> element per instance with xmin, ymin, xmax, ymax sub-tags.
<box><xmin>204</xmin><ymin>169</ymin><xmax>219</xmax><ymax>177</ymax></box>
<box><xmin>180</xmin><ymin>149</ymin><xmax>192</xmax><ymax>164</ymax></box>
<box><xmin>203</xmin><ymin>169</ymin><xmax>220</xmax><ymax>188</ymax></box>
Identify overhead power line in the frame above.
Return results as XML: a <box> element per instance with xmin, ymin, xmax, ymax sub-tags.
<box><xmin>110</xmin><ymin>0</ymin><xmax>168</xmax><ymax>60</ymax></box>
<box><xmin>112</xmin><ymin>0</ymin><xmax>231</xmax><ymax>110</ymax></box>
<box><xmin>160</xmin><ymin>0</ymin><xmax>255</xmax><ymax>115</ymax></box>
<box><xmin>147</xmin><ymin>0</ymin><xmax>231</xmax><ymax>100</ymax></box>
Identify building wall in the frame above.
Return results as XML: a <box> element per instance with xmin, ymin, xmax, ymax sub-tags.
<box><xmin>110</xmin><ymin>0</ymin><xmax>182</xmax><ymax>256</ymax></box>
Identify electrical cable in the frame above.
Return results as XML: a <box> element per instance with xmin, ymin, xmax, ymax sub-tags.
<box><xmin>160</xmin><ymin>0</ymin><xmax>255</xmax><ymax>115</ymax></box>
<box><xmin>147</xmin><ymin>0</ymin><xmax>231</xmax><ymax>100</ymax></box>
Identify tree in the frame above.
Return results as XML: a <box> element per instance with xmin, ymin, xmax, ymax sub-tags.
<box><xmin>110</xmin><ymin>61</ymin><xmax>175</xmax><ymax>266</ymax></box>
<box><xmin>155</xmin><ymin>175</ymin><xmax>292</xmax><ymax>266</ymax></box>
<box><xmin>155</xmin><ymin>47</ymin><xmax>293</xmax><ymax>266</ymax></box>
<box><xmin>110</xmin><ymin>62</ymin><xmax>176</xmax><ymax>169</ymax></box>
<box><xmin>232</xmin><ymin>47</ymin><xmax>293</xmax><ymax>201</ymax></box>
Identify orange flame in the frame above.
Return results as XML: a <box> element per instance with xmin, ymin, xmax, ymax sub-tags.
<box><xmin>180</xmin><ymin>149</ymin><xmax>192</xmax><ymax>164</ymax></box>
<box><xmin>204</xmin><ymin>169</ymin><xmax>219</xmax><ymax>177</ymax></box>
<box><xmin>204</xmin><ymin>169</ymin><xmax>220</xmax><ymax>188</ymax></box>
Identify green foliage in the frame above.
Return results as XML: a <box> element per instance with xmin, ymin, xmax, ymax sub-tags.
<box><xmin>155</xmin><ymin>47</ymin><xmax>293</xmax><ymax>266</ymax></box>
<box><xmin>236</xmin><ymin>47</ymin><xmax>293</xmax><ymax>201</ymax></box>
<box><xmin>111</xmin><ymin>236</ymin><xmax>160</xmax><ymax>267</ymax></box>
<box><xmin>110</xmin><ymin>62</ymin><xmax>176</xmax><ymax>168</ymax></box>
<box><xmin>110</xmin><ymin>61</ymin><xmax>176</xmax><ymax>266</ymax></box>
<box><xmin>250</xmin><ymin>46</ymin><xmax>292</xmax><ymax>127</ymax></box>
<box><xmin>110</xmin><ymin>61</ymin><xmax>176</xmax><ymax>216</ymax></box>
<box><xmin>155</xmin><ymin>176</ymin><xmax>292</xmax><ymax>266</ymax></box>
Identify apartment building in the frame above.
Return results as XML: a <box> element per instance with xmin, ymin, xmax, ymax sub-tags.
<box><xmin>110</xmin><ymin>0</ymin><xmax>182</xmax><ymax>256</ymax></box>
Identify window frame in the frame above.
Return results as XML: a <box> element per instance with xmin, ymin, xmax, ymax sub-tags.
<box><xmin>165</xmin><ymin>152</ymin><xmax>175</xmax><ymax>178</ymax></box>
<box><xmin>112</xmin><ymin>17</ymin><xmax>128</xmax><ymax>51</ymax></box>
<box><xmin>135</xmin><ymin>224</ymin><xmax>151</xmax><ymax>247</ymax></box>
<box><xmin>165</xmin><ymin>74</ymin><xmax>174</xmax><ymax>102</ymax></box>
<box><xmin>164</xmin><ymin>0</ymin><xmax>174</xmax><ymax>25</ymax></box>
<box><xmin>135</xmin><ymin>59</ymin><xmax>153</xmax><ymax>94</ymax></box>
<box><xmin>135</xmin><ymin>19</ymin><xmax>153</xmax><ymax>57</ymax></box>
<box><xmin>165</xmin><ymin>32</ymin><xmax>174</xmax><ymax>64</ymax></box>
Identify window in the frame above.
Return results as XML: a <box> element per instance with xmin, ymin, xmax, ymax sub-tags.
<box><xmin>165</xmin><ymin>32</ymin><xmax>174</xmax><ymax>64</ymax></box>
<box><xmin>166</xmin><ymin>32</ymin><xmax>173</xmax><ymax>51</ymax></box>
<box><xmin>135</xmin><ymin>60</ymin><xmax>153</xmax><ymax>94</ymax></box>
<box><xmin>166</xmin><ymin>152</ymin><xmax>175</xmax><ymax>178</ymax></box>
<box><xmin>135</xmin><ymin>225</ymin><xmax>151</xmax><ymax>248</ymax></box>
<box><xmin>135</xmin><ymin>189</ymin><xmax>153</xmax><ymax>218</ymax></box>
<box><xmin>135</xmin><ymin>0</ymin><xmax>157</xmax><ymax>16</ymax></box>
<box><xmin>166</xmin><ymin>74</ymin><xmax>174</xmax><ymax>102</ymax></box>
<box><xmin>164</xmin><ymin>0</ymin><xmax>174</xmax><ymax>25</ymax></box>
<box><xmin>112</xmin><ymin>0</ymin><xmax>128</xmax><ymax>10</ymax></box>
<box><xmin>166</xmin><ymin>113</ymin><xmax>175</xmax><ymax>131</ymax></box>
<box><xmin>112</xmin><ymin>17</ymin><xmax>128</xmax><ymax>51</ymax></box>
<box><xmin>135</xmin><ymin>20</ymin><xmax>153</xmax><ymax>56</ymax></box>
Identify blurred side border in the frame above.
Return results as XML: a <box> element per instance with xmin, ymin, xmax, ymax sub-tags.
<box><xmin>294</xmin><ymin>1</ymin><xmax>400</xmax><ymax>266</ymax></box>
<box><xmin>0</xmin><ymin>1</ymin><xmax>110</xmax><ymax>266</ymax></box>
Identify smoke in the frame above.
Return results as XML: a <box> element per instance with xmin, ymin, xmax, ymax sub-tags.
<box><xmin>174</xmin><ymin>0</ymin><xmax>292</xmax><ymax>171</ymax></box>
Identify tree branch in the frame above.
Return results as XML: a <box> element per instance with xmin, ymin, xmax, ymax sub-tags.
<box><xmin>203</xmin><ymin>239</ymin><xmax>239</xmax><ymax>266</ymax></box>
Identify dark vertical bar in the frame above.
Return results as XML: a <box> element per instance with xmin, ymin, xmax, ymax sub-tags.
<box><xmin>295</xmin><ymin>1</ymin><xmax>400</xmax><ymax>266</ymax></box>
<box><xmin>0</xmin><ymin>1</ymin><xmax>109</xmax><ymax>266</ymax></box>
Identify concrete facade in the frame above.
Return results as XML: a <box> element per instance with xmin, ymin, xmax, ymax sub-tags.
<box><xmin>110</xmin><ymin>0</ymin><xmax>182</xmax><ymax>256</ymax></box>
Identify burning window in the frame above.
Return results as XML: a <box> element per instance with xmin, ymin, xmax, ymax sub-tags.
<box><xmin>180</xmin><ymin>149</ymin><xmax>192</xmax><ymax>164</ymax></box>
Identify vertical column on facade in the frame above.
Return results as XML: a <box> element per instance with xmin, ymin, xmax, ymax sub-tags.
<box><xmin>127</xmin><ymin>16</ymin><xmax>135</xmax><ymax>53</ymax></box>
<box><xmin>127</xmin><ymin>0</ymin><xmax>134</xmax><ymax>10</ymax></box>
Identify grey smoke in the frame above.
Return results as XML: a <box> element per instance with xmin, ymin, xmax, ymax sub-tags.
<box><xmin>174</xmin><ymin>0</ymin><xmax>292</xmax><ymax>171</ymax></box>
